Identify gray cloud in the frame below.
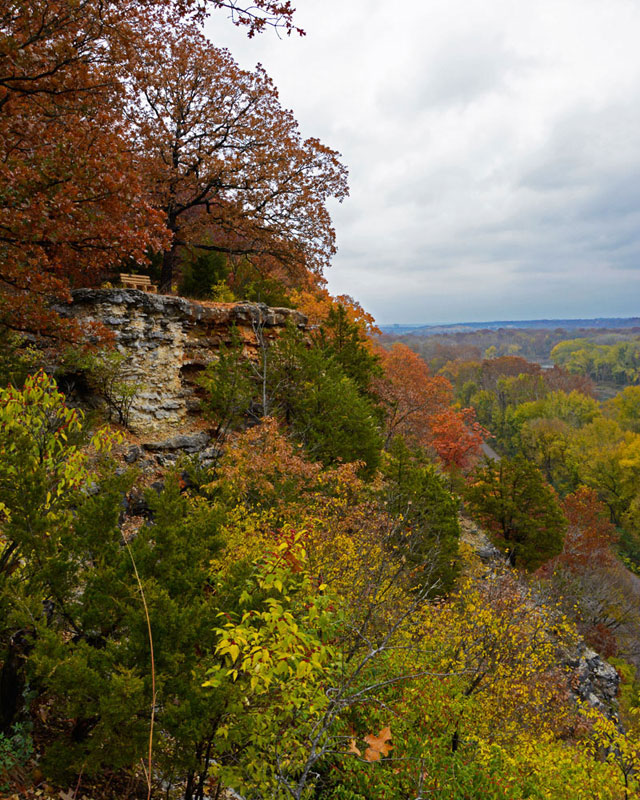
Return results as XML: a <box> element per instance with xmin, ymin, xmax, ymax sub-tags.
<box><xmin>416</xmin><ymin>36</ymin><xmax>530</xmax><ymax>108</ymax></box>
<box><xmin>207</xmin><ymin>0</ymin><xmax>640</xmax><ymax>323</ymax></box>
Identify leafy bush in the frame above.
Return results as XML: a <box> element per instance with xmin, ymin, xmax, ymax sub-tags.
<box><xmin>59</xmin><ymin>347</ymin><xmax>141</xmax><ymax>427</ymax></box>
<box><xmin>0</xmin><ymin>723</ymin><xmax>33</xmax><ymax>792</ymax></box>
<box><xmin>179</xmin><ymin>252</ymin><xmax>230</xmax><ymax>299</ymax></box>
<box><xmin>200</xmin><ymin>322</ymin><xmax>383</xmax><ymax>472</ymax></box>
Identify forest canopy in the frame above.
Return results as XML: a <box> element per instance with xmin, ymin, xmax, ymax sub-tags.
<box><xmin>0</xmin><ymin>0</ymin><xmax>345</xmax><ymax>336</ymax></box>
<box><xmin>3</xmin><ymin>3</ymin><xmax>640</xmax><ymax>799</ymax></box>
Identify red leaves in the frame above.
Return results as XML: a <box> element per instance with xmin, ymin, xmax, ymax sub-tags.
<box><xmin>211</xmin><ymin>0</ymin><xmax>305</xmax><ymax>38</ymax></box>
<box><xmin>0</xmin><ymin>0</ymin><xmax>170</xmax><ymax>338</ymax></box>
<box><xmin>130</xmin><ymin>25</ymin><xmax>348</xmax><ymax>290</ymax></box>
<box><xmin>551</xmin><ymin>488</ymin><xmax>618</xmax><ymax>573</ymax></box>
<box><xmin>374</xmin><ymin>343</ymin><xmax>484</xmax><ymax>470</ymax></box>
<box><xmin>374</xmin><ymin>343</ymin><xmax>452</xmax><ymax>444</ymax></box>
<box><xmin>429</xmin><ymin>407</ymin><xmax>486</xmax><ymax>471</ymax></box>
<box><xmin>0</xmin><ymin>0</ymin><xmax>317</xmax><ymax>337</ymax></box>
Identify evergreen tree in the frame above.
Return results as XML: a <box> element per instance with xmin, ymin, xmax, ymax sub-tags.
<box><xmin>382</xmin><ymin>439</ymin><xmax>461</xmax><ymax>593</ymax></box>
<box><xmin>268</xmin><ymin>326</ymin><xmax>382</xmax><ymax>472</ymax></box>
<box><xmin>315</xmin><ymin>304</ymin><xmax>381</xmax><ymax>397</ymax></box>
<box><xmin>464</xmin><ymin>457</ymin><xmax>566</xmax><ymax>570</ymax></box>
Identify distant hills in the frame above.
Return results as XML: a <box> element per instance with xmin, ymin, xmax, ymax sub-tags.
<box><xmin>379</xmin><ymin>318</ymin><xmax>640</xmax><ymax>336</ymax></box>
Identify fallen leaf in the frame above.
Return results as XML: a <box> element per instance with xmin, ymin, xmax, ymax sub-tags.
<box><xmin>347</xmin><ymin>738</ymin><xmax>361</xmax><ymax>756</ymax></box>
<box><xmin>363</xmin><ymin>725</ymin><xmax>392</xmax><ymax>762</ymax></box>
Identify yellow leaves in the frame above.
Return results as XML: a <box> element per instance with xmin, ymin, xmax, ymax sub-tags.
<box><xmin>90</xmin><ymin>425</ymin><xmax>123</xmax><ymax>454</ymax></box>
<box><xmin>414</xmin><ymin>571</ymin><xmax>579</xmax><ymax>747</ymax></box>
<box><xmin>470</xmin><ymin>733</ymin><xmax>624</xmax><ymax>800</ymax></box>
<box><xmin>0</xmin><ymin>373</ymin><xmax>122</xmax><ymax>544</ymax></box>
<box><xmin>0</xmin><ymin>499</ymin><xmax>12</xmax><ymax>523</ymax></box>
<box><xmin>206</xmin><ymin>534</ymin><xmax>338</xmax><ymax>712</ymax></box>
<box><xmin>296</xmin><ymin>660</ymin><xmax>312</xmax><ymax>679</ymax></box>
<box><xmin>583</xmin><ymin>702</ymin><xmax>640</xmax><ymax>781</ymax></box>
<box><xmin>201</xmin><ymin>670</ymin><xmax>223</xmax><ymax>689</ymax></box>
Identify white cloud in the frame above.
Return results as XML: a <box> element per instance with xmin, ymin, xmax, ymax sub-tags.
<box><xmin>206</xmin><ymin>0</ymin><xmax>640</xmax><ymax>323</ymax></box>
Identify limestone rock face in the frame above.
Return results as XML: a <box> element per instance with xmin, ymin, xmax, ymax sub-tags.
<box><xmin>62</xmin><ymin>289</ymin><xmax>307</xmax><ymax>437</ymax></box>
<box><xmin>460</xmin><ymin>515</ymin><xmax>621</xmax><ymax>712</ymax></box>
<box><xmin>567</xmin><ymin>646</ymin><xmax>620</xmax><ymax>710</ymax></box>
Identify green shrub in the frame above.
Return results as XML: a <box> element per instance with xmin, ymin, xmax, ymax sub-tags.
<box><xmin>179</xmin><ymin>252</ymin><xmax>229</xmax><ymax>299</ymax></box>
<box><xmin>0</xmin><ymin>723</ymin><xmax>33</xmax><ymax>792</ymax></box>
<box><xmin>58</xmin><ymin>347</ymin><xmax>141</xmax><ymax>427</ymax></box>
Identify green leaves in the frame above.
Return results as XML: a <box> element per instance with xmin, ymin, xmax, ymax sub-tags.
<box><xmin>199</xmin><ymin>327</ymin><xmax>256</xmax><ymax>437</ymax></box>
<box><xmin>267</xmin><ymin>326</ymin><xmax>383</xmax><ymax>472</ymax></box>
<box><xmin>203</xmin><ymin>531</ymin><xmax>340</xmax><ymax>796</ymax></box>
<box><xmin>210</xmin><ymin>533</ymin><xmax>336</xmax><ymax>694</ymax></box>
<box><xmin>464</xmin><ymin>456</ymin><xmax>566</xmax><ymax>570</ymax></box>
<box><xmin>0</xmin><ymin>372</ymin><xmax>120</xmax><ymax>579</ymax></box>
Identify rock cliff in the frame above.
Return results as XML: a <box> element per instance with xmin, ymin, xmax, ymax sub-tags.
<box><xmin>460</xmin><ymin>516</ymin><xmax>620</xmax><ymax>712</ymax></box>
<box><xmin>61</xmin><ymin>288</ymin><xmax>307</xmax><ymax>439</ymax></box>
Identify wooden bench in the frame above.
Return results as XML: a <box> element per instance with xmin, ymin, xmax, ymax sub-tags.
<box><xmin>119</xmin><ymin>273</ymin><xmax>157</xmax><ymax>293</ymax></box>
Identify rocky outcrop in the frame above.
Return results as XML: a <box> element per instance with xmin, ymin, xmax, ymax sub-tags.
<box><xmin>568</xmin><ymin>646</ymin><xmax>620</xmax><ymax>710</ymax></box>
<box><xmin>460</xmin><ymin>515</ymin><xmax>620</xmax><ymax>712</ymax></box>
<box><xmin>459</xmin><ymin>516</ymin><xmax>502</xmax><ymax>563</ymax></box>
<box><xmin>60</xmin><ymin>289</ymin><xmax>307</xmax><ymax>438</ymax></box>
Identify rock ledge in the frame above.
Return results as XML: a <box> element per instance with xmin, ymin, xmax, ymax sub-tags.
<box><xmin>60</xmin><ymin>289</ymin><xmax>306</xmax><ymax>437</ymax></box>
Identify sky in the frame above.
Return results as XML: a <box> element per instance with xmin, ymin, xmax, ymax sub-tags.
<box><xmin>206</xmin><ymin>0</ymin><xmax>640</xmax><ymax>324</ymax></box>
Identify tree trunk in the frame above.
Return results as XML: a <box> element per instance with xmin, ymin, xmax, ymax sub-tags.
<box><xmin>159</xmin><ymin>208</ymin><xmax>179</xmax><ymax>294</ymax></box>
<box><xmin>0</xmin><ymin>632</ymin><xmax>30</xmax><ymax>733</ymax></box>
<box><xmin>160</xmin><ymin>245</ymin><xmax>177</xmax><ymax>294</ymax></box>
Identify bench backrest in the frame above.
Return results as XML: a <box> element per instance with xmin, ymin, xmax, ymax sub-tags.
<box><xmin>119</xmin><ymin>273</ymin><xmax>157</xmax><ymax>292</ymax></box>
<box><xmin>120</xmin><ymin>273</ymin><xmax>151</xmax><ymax>285</ymax></box>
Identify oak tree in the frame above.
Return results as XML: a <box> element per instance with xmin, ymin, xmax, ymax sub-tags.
<box><xmin>129</xmin><ymin>25</ymin><xmax>348</xmax><ymax>291</ymax></box>
<box><xmin>0</xmin><ymin>0</ymin><xmax>305</xmax><ymax>335</ymax></box>
<box><xmin>0</xmin><ymin>0</ymin><xmax>170</xmax><ymax>337</ymax></box>
<box><xmin>374</xmin><ymin>343</ymin><xmax>453</xmax><ymax>448</ymax></box>
<box><xmin>429</xmin><ymin>406</ymin><xmax>485</xmax><ymax>472</ymax></box>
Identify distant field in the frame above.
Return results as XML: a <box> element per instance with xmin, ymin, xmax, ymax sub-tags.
<box><xmin>379</xmin><ymin>317</ymin><xmax>640</xmax><ymax>336</ymax></box>
<box><xmin>380</xmin><ymin>319</ymin><xmax>640</xmax><ymax>396</ymax></box>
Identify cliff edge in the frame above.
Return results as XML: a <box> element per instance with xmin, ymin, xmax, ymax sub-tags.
<box><xmin>61</xmin><ymin>288</ymin><xmax>307</xmax><ymax>438</ymax></box>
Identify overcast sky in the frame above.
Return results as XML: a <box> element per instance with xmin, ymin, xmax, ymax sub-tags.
<box><xmin>206</xmin><ymin>0</ymin><xmax>640</xmax><ymax>324</ymax></box>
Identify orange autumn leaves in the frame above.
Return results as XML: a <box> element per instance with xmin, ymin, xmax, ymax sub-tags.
<box><xmin>130</xmin><ymin>25</ymin><xmax>348</xmax><ymax>291</ymax></box>
<box><xmin>0</xmin><ymin>0</ymin><xmax>345</xmax><ymax>337</ymax></box>
<box><xmin>559</xmin><ymin>487</ymin><xmax>619</xmax><ymax>571</ymax></box>
<box><xmin>375</xmin><ymin>342</ymin><xmax>486</xmax><ymax>471</ymax></box>
<box><xmin>286</xmin><ymin>295</ymin><xmax>485</xmax><ymax>473</ymax></box>
<box><xmin>0</xmin><ymin>0</ymin><xmax>170</xmax><ymax>337</ymax></box>
<box><xmin>292</xmin><ymin>288</ymin><xmax>380</xmax><ymax>337</ymax></box>
<box><xmin>349</xmin><ymin>726</ymin><xmax>393</xmax><ymax>763</ymax></box>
